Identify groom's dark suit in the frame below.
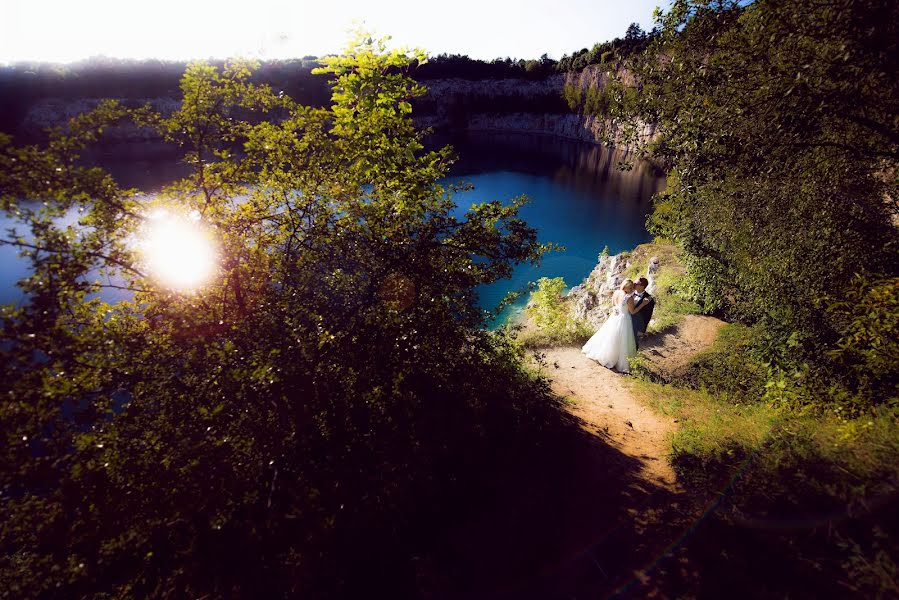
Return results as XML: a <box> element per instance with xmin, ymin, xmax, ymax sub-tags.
<box><xmin>631</xmin><ymin>290</ymin><xmax>655</xmax><ymax>344</ymax></box>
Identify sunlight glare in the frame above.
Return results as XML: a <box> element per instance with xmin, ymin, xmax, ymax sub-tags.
<box><xmin>2</xmin><ymin>0</ymin><xmax>665</xmax><ymax>64</ymax></box>
<box><xmin>140</xmin><ymin>209</ymin><xmax>217</xmax><ymax>291</ymax></box>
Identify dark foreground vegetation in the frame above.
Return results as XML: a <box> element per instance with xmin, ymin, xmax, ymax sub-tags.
<box><xmin>612</xmin><ymin>1</ymin><xmax>897</xmax><ymax>597</ymax></box>
<box><xmin>1</xmin><ymin>0</ymin><xmax>897</xmax><ymax>596</ymax></box>
<box><xmin>0</xmin><ymin>36</ymin><xmax>570</xmax><ymax>598</ymax></box>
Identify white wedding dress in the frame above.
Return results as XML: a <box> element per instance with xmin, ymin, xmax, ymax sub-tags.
<box><xmin>581</xmin><ymin>291</ymin><xmax>638</xmax><ymax>373</ymax></box>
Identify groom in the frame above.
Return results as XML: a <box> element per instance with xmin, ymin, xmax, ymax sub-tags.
<box><xmin>632</xmin><ymin>277</ymin><xmax>655</xmax><ymax>347</ymax></box>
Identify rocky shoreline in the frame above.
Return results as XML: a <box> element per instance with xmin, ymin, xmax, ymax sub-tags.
<box><xmin>565</xmin><ymin>246</ymin><xmax>661</xmax><ymax>330</ymax></box>
<box><xmin>18</xmin><ymin>98</ymin><xmax>652</xmax><ymax>151</ymax></box>
<box><xmin>12</xmin><ymin>64</ymin><xmax>654</xmax><ymax>150</ymax></box>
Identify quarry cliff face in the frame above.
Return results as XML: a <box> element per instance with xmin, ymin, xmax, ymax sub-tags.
<box><xmin>414</xmin><ymin>112</ymin><xmax>656</xmax><ymax>150</ymax></box>
<box><xmin>14</xmin><ymin>64</ymin><xmax>653</xmax><ymax>149</ymax></box>
<box><xmin>419</xmin><ymin>73</ymin><xmax>566</xmax><ymax>100</ymax></box>
<box><xmin>561</xmin><ymin>63</ymin><xmax>640</xmax><ymax>91</ymax></box>
<box><xmin>412</xmin><ymin>64</ymin><xmax>654</xmax><ymax>148</ymax></box>
<box><xmin>19</xmin><ymin>97</ymin><xmax>181</xmax><ymax>142</ymax></box>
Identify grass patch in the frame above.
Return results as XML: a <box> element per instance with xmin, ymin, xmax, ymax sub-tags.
<box><xmin>629</xmin><ymin>379</ymin><xmax>777</xmax><ymax>483</ymax></box>
<box><xmin>762</xmin><ymin>407</ymin><xmax>899</xmax><ymax>484</ymax></box>
<box><xmin>516</xmin><ymin>319</ymin><xmax>593</xmax><ymax>348</ymax></box>
<box><xmin>631</xmin><ymin>367</ymin><xmax>899</xmax><ymax>598</ymax></box>
<box><xmin>672</xmin><ymin>322</ymin><xmax>766</xmax><ymax>401</ymax></box>
<box><xmin>632</xmin><ymin>378</ymin><xmax>899</xmax><ymax>485</ymax></box>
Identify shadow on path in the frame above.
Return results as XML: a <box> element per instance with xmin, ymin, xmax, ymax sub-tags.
<box><xmin>425</xmin><ymin>402</ymin><xmax>697</xmax><ymax>599</ymax></box>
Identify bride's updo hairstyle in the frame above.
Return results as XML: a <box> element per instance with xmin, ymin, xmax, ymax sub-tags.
<box><xmin>620</xmin><ymin>279</ymin><xmax>634</xmax><ymax>291</ymax></box>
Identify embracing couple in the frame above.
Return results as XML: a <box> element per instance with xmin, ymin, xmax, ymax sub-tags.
<box><xmin>581</xmin><ymin>277</ymin><xmax>654</xmax><ymax>373</ymax></box>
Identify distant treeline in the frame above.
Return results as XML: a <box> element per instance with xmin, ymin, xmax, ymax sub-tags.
<box><xmin>0</xmin><ymin>58</ymin><xmax>332</xmax><ymax>134</ymax></box>
<box><xmin>413</xmin><ymin>23</ymin><xmax>652</xmax><ymax>78</ymax></box>
<box><xmin>0</xmin><ymin>23</ymin><xmax>651</xmax><ymax>134</ymax></box>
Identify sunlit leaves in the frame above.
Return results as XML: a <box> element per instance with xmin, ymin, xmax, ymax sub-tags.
<box><xmin>616</xmin><ymin>0</ymin><xmax>898</xmax><ymax>407</ymax></box>
<box><xmin>0</xmin><ymin>33</ymin><xmax>551</xmax><ymax>598</ymax></box>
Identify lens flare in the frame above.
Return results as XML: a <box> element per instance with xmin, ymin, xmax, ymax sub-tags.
<box><xmin>140</xmin><ymin>209</ymin><xmax>217</xmax><ymax>290</ymax></box>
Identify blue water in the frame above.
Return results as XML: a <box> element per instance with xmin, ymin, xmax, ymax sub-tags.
<box><xmin>0</xmin><ymin>134</ymin><xmax>665</xmax><ymax>324</ymax></box>
<box><xmin>441</xmin><ymin>133</ymin><xmax>665</xmax><ymax>323</ymax></box>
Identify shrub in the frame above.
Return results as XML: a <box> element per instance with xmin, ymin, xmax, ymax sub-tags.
<box><xmin>520</xmin><ymin>277</ymin><xmax>593</xmax><ymax>346</ymax></box>
<box><xmin>0</xmin><ymin>37</ymin><xmax>557</xmax><ymax>598</ymax></box>
<box><xmin>562</xmin><ymin>84</ymin><xmax>582</xmax><ymax>111</ymax></box>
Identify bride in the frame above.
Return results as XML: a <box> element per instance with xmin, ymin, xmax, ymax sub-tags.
<box><xmin>581</xmin><ymin>279</ymin><xmax>650</xmax><ymax>373</ymax></box>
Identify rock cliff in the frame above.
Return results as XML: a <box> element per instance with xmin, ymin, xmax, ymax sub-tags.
<box><xmin>413</xmin><ymin>64</ymin><xmax>654</xmax><ymax>148</ymax></box>
<box><xmin>566</xmin><ymin>248</ymin><xmax>660</xmax><ymax>329</ymax></box>
<box><xmin>415</xmin><ymin>112</ymin><xmax>655</xmax><ymax>149</ymax></box>
<box><xmin>19</xmin><ymin>97</ymin><xmax>180</xmax><ymax>142</ymax></box>
<box><xmin>13</xmin><ymin>64</ymin><xmax>654</xmax><ymax>149</ymax></box>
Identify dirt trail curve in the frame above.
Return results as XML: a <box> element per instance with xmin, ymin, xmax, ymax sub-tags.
<box><xmin>434</xmin><ymin>315</ymin><xmax>728</xmax><ymax>599</ymax></box>
<box><xmin>532</xmin><ymin>315</ymin><xmax>727</xmax><ymax>490</ymax></box>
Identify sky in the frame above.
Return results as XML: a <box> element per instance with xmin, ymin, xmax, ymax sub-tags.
<box><xmin>1</xmin><ymin>0</ymin><xmax>667</xmax><ymax>64</ymax></box>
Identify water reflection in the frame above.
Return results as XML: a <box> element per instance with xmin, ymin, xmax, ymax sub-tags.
<box><xmin>440</xmin><ymin>131</ymin><xmax>664</xmax><ymax>203</ymax></box>
<box><xmin>438</xmin><ymin>132</ymin><xmax>666</xmax><ymax>324</ymax></box>
<box><xmin>1</xmin><ymin>135</ymin><xmax>666</xmax><ymax>325</ymax></box>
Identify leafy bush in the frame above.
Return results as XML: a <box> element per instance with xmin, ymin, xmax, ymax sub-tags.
<box><xmin>0</xmin><ymin>36</ymin><xmax>560</xmax><ymax>598</ymax></box>
<box><xmin>527</xmin><ymin>277</ymin><xmax>568</xmax><ymax>330</ymax></box>
<box><xmin>823</xmin><ymin>276</ymin><xmax>899</xmax><ymax>406</ymax></box>
<box><xmin>520</xmin><ymin>277</ymin><xmax>593</xmax><ymax>347</ymax></box>
<box><xmin>583</xmin><ymin>86</ymin><xmax>611</xmax><ymax>116</ymax></box>
<box><xmin>562</xmin><ymin>84</ymin><xmax>582</xmax><ymax>111</ymax></box>
<box><xmin>647</xmin><ymin>269</ymin><xmax>701</xmax><ymax>332</ymax></box>
<box><xmin>761</xmin><ymin>275</ymin><xmax>898</xmax><ymax>415</ymax></box>
<box><xmin>620</xmin><ymin>0</ymin><xmax>899</xmax><ymax>410</ymax></box>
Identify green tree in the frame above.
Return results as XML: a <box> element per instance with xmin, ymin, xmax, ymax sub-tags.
<box><xmin>527</xmin><ymin>277</ymin><xmax>569</xmax><ymax>331</ymax></box>
<box><xmin>523</xmin><ymin>277</ymin><xmax>592</xmax><ymax>346</ymax></box>
<box><xmin>618</xmin><ymin>0</ymin><xmax>899</xmax><ymax>408</ymax></box>
<box><xmin>563</xmin><ymin>83</ymin><xmax>583</xmax><ymax>111</ymax></box>
<box><xmin>0</xmin><ymin>35</ymin><xmax>554</xmax><ymax>598</ymax></box>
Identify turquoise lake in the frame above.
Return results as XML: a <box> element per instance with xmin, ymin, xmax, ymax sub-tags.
<box><xmin>0</xmin><ymin>133</ymin><xmax>666</xmax><ymax>322</ymax></box>
<box><xmin>442</xmin><ymin>133</ymin><xmax>665</xmax><ymax>324</ymax></box>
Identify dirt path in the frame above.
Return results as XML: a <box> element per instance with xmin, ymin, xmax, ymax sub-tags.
<box><xmin>532</xmin><ymin>315</ymin><xmax>725</xmax><ymax>489</ymax></box>
<box><xmin>639</xmin><ymin>315</ymin><xmax>728</xmax><ymax>381</ymax></box>
<box><xmin>433</xmin><ymin>315</ymin><xmax>727</xmax><ymax>599</ymax></box>
<box><xmin>534</xmin><ymin>345</ymin><xmax>679</xmax><ymax>488</ymax></box>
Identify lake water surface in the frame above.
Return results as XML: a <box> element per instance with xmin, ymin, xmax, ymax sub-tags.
<box><xmin>443</xmin><ymin>133</ymin><xmax>665</xmax><ymax>323</ymax></box>
<box><xmin>0</xmin><ymin>133</ymin><xmax>665</xmax><ymax>324</ymax></box>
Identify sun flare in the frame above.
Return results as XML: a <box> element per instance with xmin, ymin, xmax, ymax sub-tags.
<box><xmin>139</xmin><ymin>209</ymin><xmax>217</xmax><ymax>291</ymax></box>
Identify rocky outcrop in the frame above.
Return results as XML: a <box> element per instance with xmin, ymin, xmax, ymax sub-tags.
<box><xmin>413</xmin><ymin>64</ymin><xmax>655</xmax><ymax>149</ymax></box>
<box><xmin>566</xmin><ymin>250</ymin><xmax>659</xmax><ymax>329</ymax></box>
<box><xmin>562</xmin><ymin>63</ymin><xmax>640</xmax><ymax>91</ymax></box>
<box><xmin>20</xmin><ymin>97</ymin><xmax>180</xmax><ymax>141</ymax></box>
<box><xmin>418</xmin><ymin>75</ymin><xmax>565</xmax><ymax>101</ymax></box>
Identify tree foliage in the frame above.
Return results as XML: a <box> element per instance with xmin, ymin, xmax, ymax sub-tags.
<box><xmin>0</xmin><ymin>35</ymin><xmax>555</xmax><ymax>598</ymax></box>
<box><xmin>555</xmin><ymin>23</ymin><xmax>653</xmax><ymax>73</ymax></box>
<box><xmin>413</xmin><ymin>53</ymin><xmax>558</xmax><ymax>80</ymax></box>
<box><xmin>617</xmin><ymin>0</ymin><xmax>899</xmax><ymax>409</ymax></box>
